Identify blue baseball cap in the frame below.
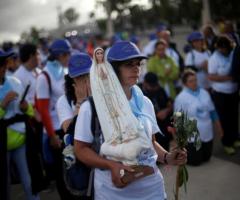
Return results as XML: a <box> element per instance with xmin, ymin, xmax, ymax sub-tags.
<box><xmin>107</xmin><ymin>41</ymin><xmax>147</xmax><ymax>62</ymax></box>
<box><xmin>68</xmin><ymin>53</ymin><xmax>92</xmax><ymax>78</ymax></box>
<box><xmin>50</xmin><ymin>39</ymin><xmax>71</xmax><ymax>55</ymax></box>
<box><xmin>156</xmin><ymin>24</ymin><xmax>167</xmax><ymax>33</ymax></box>
<box><xmin>0</xmin><ymin>49</ymin><xmax>14</xmax><ymax>58</ymax></box>
<box><xmin>130</xmin><ymin>35</ymin><xmax>139</xmax><ymax>45</ymax></box>
<box><xmin>187</xmin><ymin>31</ymin><xmax>204</xmax><ymax>43</ymax></box>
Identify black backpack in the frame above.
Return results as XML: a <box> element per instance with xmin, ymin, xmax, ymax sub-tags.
<box><xmin>63</xmin><ymin>96</ymin><xmax>101</xmax><ymax>198</ymax></box>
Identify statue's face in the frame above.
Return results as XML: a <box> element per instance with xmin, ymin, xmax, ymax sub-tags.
<box><xmin>95</xmin><ymin>49</ymin><xmax>104</xmax><ymax>63</ymax></box>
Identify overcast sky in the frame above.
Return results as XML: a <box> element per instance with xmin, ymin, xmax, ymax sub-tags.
<box><xmin>0</xmin><ymin>0</ymin><xmax>149</xmax><ymax>43</ymax></box>
<box><xmin>0</xmin><ymin>0</ymin><xmax>99</xmax><ymax>42</ymax></box>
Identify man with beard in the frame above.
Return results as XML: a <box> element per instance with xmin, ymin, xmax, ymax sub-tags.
<box><xmin>139</xmin><ymin>72</ymin><xmax>173</xmax><ymax>150</ymax></box>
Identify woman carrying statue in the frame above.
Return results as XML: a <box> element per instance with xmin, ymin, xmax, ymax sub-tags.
<box><xmin>74</xmin><ymin>42</ymin><xmax>187</xmax><ymax>200</ymax></box>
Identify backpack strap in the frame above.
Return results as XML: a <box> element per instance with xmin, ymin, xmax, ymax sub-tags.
<box><xmin>42</xmin><ymin>71</ymin><xmax>52</xmax><ymax>95</ymax></box>
<box><xmin>88</xmin><ymin>96</ymin><xmax>102</xmax><ymax>154</ymax></box>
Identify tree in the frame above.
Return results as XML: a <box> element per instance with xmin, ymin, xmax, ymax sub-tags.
<box><xmin>209</xmin><ymin>0</ymin><xmax>240</xmax><ymax>21</ymax></box>
<box><xmin>63</xmin><ymin>7</ymin><xmax>79</xmax><ymax>25</ymax></box>
<box><xmin>97</xmin><ymin>0</ymin><xmax>132</xmax><ymax>37</ymax></box>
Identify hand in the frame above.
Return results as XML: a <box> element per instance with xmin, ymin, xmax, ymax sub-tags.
<box><xmin>19</xmin><ymin>100</ymin><xmax>28</xmax><ymax>112</ymax></box>
<box><xmin>167</xmin><ymin>148</ymin><xmax>187</xmax><ymax>166</ymax></box>
<box><xmin>165</xmin><ymin>67</ymin><xmax>172</xmax><ymax>75</ymax></box>
<box><xmin>200</xmin><ymin>60</ymin><xmax>208</xmax><ymax>71</ymax></box>
<box><xmin>73</xmin><ymin>78</ymin><xmax>90</xmax><ymax>104</ymax></box>
<box><xmin>108</xmin><ymin>161</ymin><xmax>134</xmax><ymax>188</ymax></box>
<box><xmin>50</xmin><ymin>135</ymin><xmax>62</xmax><ymax>149</ymax></box>
<box><xmin>1</xmin><ymin>91</ymin><xmax>18</xmax><ymax>108</ymax></box>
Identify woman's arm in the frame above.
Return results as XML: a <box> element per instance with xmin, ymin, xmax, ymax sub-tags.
<box><xmin>36</xmin><ymin>99</ymin><xmax>61</xmax><ymax>148</ymax></box>
<box><xmin>152</xmin><ymin>135</ymin><xmax>187</xmax><ymax>165</ymax></box>
<box><xmin>74</xmin><ymin>140</ymin><xmax>134</xmax><ymax>188</ymax></box>
<box><xmin>208</xmin><ymin>74</ymin><xmax>232</xmax><ymax>82</ymax></box>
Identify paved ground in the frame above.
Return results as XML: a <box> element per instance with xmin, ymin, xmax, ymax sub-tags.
<box><xmin>11</xmin><ymin>135</ymin><xmax>240</xmax><ymax>200</ymax></box>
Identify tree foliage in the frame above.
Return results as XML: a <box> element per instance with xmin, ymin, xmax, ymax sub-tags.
<box><xmin>96</xmin><ymin>0</ymin><xmax>239</xmax><ymax>32</ymax></box>
<box><xmin>209</xmin><ymin>0</ymin><xmax>240</xmax><ymax>20</ymax></box>
<box><xmin>63</xmin><ymin>8</ymin><xmax>79</xmax><ymax>25</ymax></box>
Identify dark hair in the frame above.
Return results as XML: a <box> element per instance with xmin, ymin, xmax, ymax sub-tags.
<box><xmin>144</xmin><ymin>72</ymin><xmax>159</xmax><ymax>86</ymax></box>
<box><xmin>154</xmin><ymin>39</ymin><xmax>167</xmax><ymax>49</ymax></box>
<box><xmin>215</xmin><ymin>35</ymin><xmax>233</xmax><ymax>52</ymax></box>
<box><xmin>64</xmin><ymin>74</ymin><xmax>76</xmax><ymax>105</ymax></box>
<box><xmin>0</xmin><ymin>58</ymin><xmax>7</xmax><ymax>67</ymax></box>
<box><xmin>47</xmin><ymin>51</ymin><xmax>69</xmax><ymax>61</ymax></box>
<box><xmin>109</xmin><ymin>61</ymin><xmax>124</xmax><ymax>79</ymax></box>
<box><xmin>47</xmin><ymin>52</ymin><xmax>57</xmax><ymax>61</ymax></box>
<box><xmin>181</xmin><ymin>69</ymin><xmax>196</xmax><ymax>84</ymax></box>
<box><xmin>19</xmin><ymin>43</ymin><xmax>37</xmax><ymax>63</ymax></box>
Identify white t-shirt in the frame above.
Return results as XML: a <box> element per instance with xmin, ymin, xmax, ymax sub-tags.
<box><xmin>74</xmin><ymin>96</ymin><xmax>166</xmax><ymax>200</ymax></box>
<box><xmin>174</xmin><ymin>88</ymin><xmax>215</xmax><ymax>142</ymax></box>
<box><xmin>143</xmin><ymin>39</ymin><xmax>157</xmax><ymax>56</ymax></box>
<box><xmin>185</xmin><ymin>49</ymin><xmax>211</xmax><ymax>89</ymax></box>
<box><xmin>208</xmin><ymin>51</ymin><xmax>238</xmax><ymax>94</ymax></box>
<box><xmin>36</xmin><ymin>67</ymin><xmax>65</xmax><ymax>131</ymax></box>
<box><xmin>74</xmin><ymin>96</ymin><xmax>160</xmax><ymax>143</ymax></box>
<box><xmin>1</xmin><ymin>76</ymin><xmax>25</xmax><ymax>133</ymax></box>
<box><xmin>56</xmin><ymin>95</ymin><xmax>76</xmax><ymax>128</ymax></box>
<box><xmin>166</xmin><ymin>48</ymin><xmax>180</xmax><ymax>67</ymax></box>
<box><xmin>14</xmin><ymin>65</ymin><xmax>38</xmax><ymax>104</ymax></box>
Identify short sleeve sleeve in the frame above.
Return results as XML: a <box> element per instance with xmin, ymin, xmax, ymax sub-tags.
<box><xmin>74</xmin><ymin>101</ymin><xmax>93</xmax><ymax>143</ymax></box>
<box><xmin>208</xmin><ymin>54</ymin><xmax>218</xmax><ymax>74</ymax></box>
<box><xmin>143</xmin><ymin>96</ymin><xmax>161</xmax><ymax>135</ymax></box>
<box><xmin>56</xmin><ymin>95</ymin><xmax>74</xmax><ymax>127</ymax></box>
<box><xmin>8</xmin><ymin>76</ymin><xmax>24</xmax><ymax>98</ymax></box>
<box><xmin>185</xmin><ymin>52</ymin><xmax>193</xmax><ymax>66</ymax></box>
<box><xmin>36</xmin><ymin>74</ymin><xmax>50</xmax><ymax>99</ymax></box>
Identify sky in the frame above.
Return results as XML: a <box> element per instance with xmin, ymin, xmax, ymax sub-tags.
<box><xmin>0</xmin><ymin>0</ymin><xmax>99</xmax><ymax>42</ymax></box>
<box><xmin>0</xmin><ymin>0</ymin><xmax>149</xmax><ymax>43</ymax></box>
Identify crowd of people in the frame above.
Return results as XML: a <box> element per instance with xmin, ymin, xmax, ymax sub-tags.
<box><xmin>0</xmin><ymin>19</ymin><xmax>240</xmax><ymax>200</ymax></box>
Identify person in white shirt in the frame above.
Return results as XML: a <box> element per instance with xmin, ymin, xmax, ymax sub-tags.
<box><xmin>0</xmin><ymin>49</ymin><xmax>40</xmax><ymax>200</ymax></box>
<box><xmin>208</xmin><ymin>35</ymin><xmax>240</xmax><ymax>155</ymax></box>
<box><xmin>14</xmin><ymin>43</ymin><xmax>40</xmax><ymax>105</ymax></box>
<box><xmin>57</xmin><ymin>52</ymin><xmax>92</xmax><ymax>134</ymax></box>
<box><xmin>185</xmin><ymin>31</ymin><xmax>211</xmax><ymax>89</ymax></box>
<box><xmin>143</xmin><ymin>28</ymin><xmax>181</xmax><ymax>67</ymax></box>
<box><xmin>174</xmin><ymin>69</ymin><xmax>223</xmax><ymax>165</ymax></box>
<box><xmin>35</xmin><ymin>39</ymin><xmax>74</xmax><ymax>200</ymax></box>
<box><xmin>6</xmin><ymin>50</ymin><xmax>19</xmax><ymax>76</ymax></box>
<box><xmin>74</xmin><ymin>41</ymin><xmax>187</xmax><ymax>200</ymax></box>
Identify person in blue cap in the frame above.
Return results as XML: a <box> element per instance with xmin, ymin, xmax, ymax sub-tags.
<box><xmin>5</xmin><ymin>49</ymin><xmax>19</xmax><ymax>76</ymax></box>
<box><xmin>143</xmin><ymin>24</ymin><xmax>167</xmax><ymax>57</ymax></box>
<box><xmin>208</xmin><ymin>35</ymin><xmax>240</xmax><ymax>155</ymax></box>
<box><xmin>185</xmin><ymin>31</ymin><xmax>211</xmax><ymax>89</ymax></box>
<box><xmin>57</xmin><ymin>52</ymin><xmax>92</xmax><ymax>134</ymax></box>
<box><xmin>74</xmin><ymin>41</ymin><xmax>187</xmax><ymax>200</ymax></box>
<box><xmin>56</xmin><ymin>52</ymin><xmax>92</xmax><ymax>198</ymax></box>
<box><xmin>35</xmin><ymin>39</ymin><xmax>73</xmax><ymax>200</ymax></box>
<box><xmin>0</xmin><ymin>49</ymin><xmax>40</xmax><ymax>200</ymax></box>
